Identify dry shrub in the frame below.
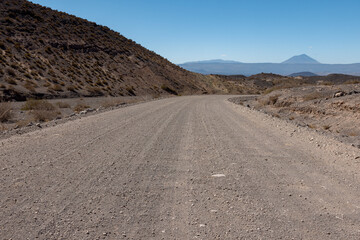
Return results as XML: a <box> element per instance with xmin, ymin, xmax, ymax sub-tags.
<box><xmin>67</xmin><ymin>85</ymin><xmax>76</xmax><ymax>92</ymax></box>
<box><xmin>348</xmin><ymin>132</ymin><xmax>359</xmax><ymax>137</ymax></box>
<box><xmin>16</xmin><ymin>119</ymin><xmax>32</xmax><ymax>128</ymax></box>
<box><xmin>0</xmin><ymin>102</ymin><xmax>13</xmax><ymax>122</ymax></box>
<box><xmin>344</xmin><ymin>80</ymin><xmax>360</xmax><ymax>84</ymax></box>
<box><xmin>5</xmin><ymin>78</ymin><xmax>17</xmax><ymax>85</ymax></box>
<box><xmin>275</xmin><ymin>99</ymin><xmax>293</xmax><ymax>107</ymax></box>
<box><xmin>323</xmin><ymin>125</ymin><xmax>331</xmax><ymax>130</ymax></box>
<box><xmin>22</xmin><ymin>99</ymin><xmax>55</xmax><ymax>111</ymax></box>
<box><xmin>258</xmin><ymin>94</ymin><xmax>281</xmax><ymax>106</ymax></box>
<box><xmin>161</xmin><ymin>84</ymin><xmax>178</xmax><ymax>95</ymax></box>
<box><xmin>31</xmin><ymin>110</ymin><xmax>60</xmax><ymax>122</ymax></box>
<box><xmin>303</xmin><ymin>92</ymin><xmax>326</xmax><ymax>101</ymax></box>
<box><xmin>24</xmin><ymin>81</ymin><xmax>36</xmax><ymax>92</ymax></box>
<box><xmin>87</xmin><ymin>87</ymin><xmax>103</xmax><ymax>96</ymax></box>
<box><xmin>101</xmin><ymin>99</ymin><xmax>124</xmax><ymax>108</ymax></box>
<box><xmin>50</xmin><ymin>84</ymin><xmax>63</xmax><ymax>92</ymax></box>
<box><xmin>307</xmin><ymin>124</ymin><xmax>317</xmax><ymax>129</ymax></box>
<box><xmin>0</xmin><ymin>124</ymin><xmax>7</xmax><ymax>131</ymax></box>
<box><xmin>73</xmin><ymin>103</ymin><xmax>90</xmax><ymax>112</ymax></box>
<box><xmin>55</xmin><ymin>101</ymin><xmax>70</xmax><ymax>108</ymax></box>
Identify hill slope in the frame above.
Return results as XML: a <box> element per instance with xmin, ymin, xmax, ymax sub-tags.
<box><xmin>0</xmin><ymin>0</ymin><xmax>236</xmax><ymax>101</ymax></box>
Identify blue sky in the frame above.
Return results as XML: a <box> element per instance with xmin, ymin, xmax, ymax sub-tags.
<box><xmin>30</xmin><ymin>0</ymin><xmax>360</xmax><ymax>64</ymax></box>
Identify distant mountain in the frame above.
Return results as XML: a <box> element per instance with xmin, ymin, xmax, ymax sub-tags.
<box><xmin>289</xmin><ymin>72</ymin><xmax>318</xmax><ymax>77</ymax></box>
<box><xmin>185</xmin><ymin>59</ymin><xmax>242</xmax><ymax>64</ymax></box>
<box><xmin>179</xmin><ymin>55</ymin><xmax>360</xmax><ymax>76</ymax></box>
<box><xmin>282</xmin><ymin>54</ymin><xmax>320</xmax><ymax>64</ymax></box>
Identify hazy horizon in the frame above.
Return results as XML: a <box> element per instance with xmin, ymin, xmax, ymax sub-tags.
<box><xmin>30</xmin><ymin>0</ymin><xmax>360</xmax><ymax>65</ymax></box>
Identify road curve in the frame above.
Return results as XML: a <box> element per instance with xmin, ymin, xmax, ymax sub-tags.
<box><xmin>1</xmin><ymin>95</ymin><xmax>360</xmax><ymax>239</ymax></box>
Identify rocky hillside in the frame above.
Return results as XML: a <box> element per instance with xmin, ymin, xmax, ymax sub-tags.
<box><xmin>214</xmin><ymin>73</ymin><xmax>360</xmax><ymax>94</ymax></box>
<box><xmin>0</xmin><ymin>0</ymin><xmax>237</xmax><ymax>101</ymax></box>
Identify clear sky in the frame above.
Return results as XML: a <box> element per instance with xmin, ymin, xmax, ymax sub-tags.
<box><xmin>30</xmin><ymin>0</ymin><xmax>360</xmax><ymax>64</ymax></box>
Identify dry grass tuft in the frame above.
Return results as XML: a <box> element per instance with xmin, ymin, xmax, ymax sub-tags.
<box><xmin>303</xmin><ymin>92</ymin><xmax>328</xmax><ymax>101</ymax></box>
<box><xmin>31</xmin><ymin>110</ymin><xmax>60</xmax><ymax>122</ymax></box>
<box><xmin>101</xmin><ymin>99</ymin><xmax>124</xmax><ymax>108</ymax></box>
<box><xmin>322</xmin><ymin>125</ymin><xmax>331</xmax><ymax>130</ymax></box>
<box><xmin>0</xmin><ymin>124</ymin><xmax>8</xmax><ymax>131</ymax></box>
<box><xmin>73</xmin><ymin>103</ymin><xmax>90</xmax><ymax>112</ymax></box>
<box><xmin>258</xmin><ymin>94</ymin><xmax>281</xmax><ymax>106</ymax></box>
<box><xmin>55</xmin><ymin>102</ymin><xmax>70</xmax><ymax>108</ymax></box>
<box><xmin>0</xmin><ymin>102</ymin><xmax>13</xmax><ymax>122</ymax></box>
<box><xmin>22</xmin><ymin>99</ymin><xmax>55</xmax><ymax>111</ymax></box>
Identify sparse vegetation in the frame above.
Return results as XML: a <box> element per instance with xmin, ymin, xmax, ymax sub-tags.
<box><xmin>101</xmin><ymin>99</ymin><xmax>124</xmax><ymax>108</ymax></box>
<box><xmin>0</xmin><ymin>102</ymin><xmax>12</xmax><ymax>122</ymax></box>
<box><xmin>73</xmin><ymin>103</ymin><xmax>90</xmax><ymax>112</ymax></box>
<box><xmin>258</xmin><ymin>94</ymin><xmax>281</xmax><ymax>106</ymax></box>
<box><xmin>161</xmin><ymin>84</ymin><xmax>178</xmax><ymax>95</ymax></box>
<box><xmin>55</xmin><ymin>101</ymin><xmax>70</xmax><ymax>108</ymax></box>
<box><xmin>31</xmin><ymin>110</ymin><xmax>60</xmax><ymax>122</ymax></box>
<box><xmin>323</xmin><ymin>125</ymin><xmax>331</xmax><ymax>130</ymax></box>
<box><xmin>5</xmin><ymin>77</ymin><xmax>17</xmax><ymax>85</ymax></box>
<box><xmin>303</xmin><ymin>92</ymin><xmax>326</xmax><ymax>101</ymax></box>
<box><xmin>21</xmin><ymin>99</ymin><xmax>55</xmax><ymax>111</ymax></box>
<box><xmin>6</xmin><ymin>68</ymin><xmax>16</xmax><ymax>77</ymax></box>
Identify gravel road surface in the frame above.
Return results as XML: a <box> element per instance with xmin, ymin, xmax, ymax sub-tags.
<box><xmin>1</xmin><ymin>95</ymin><xmax>360</xmax><ymax>239</ymax></box>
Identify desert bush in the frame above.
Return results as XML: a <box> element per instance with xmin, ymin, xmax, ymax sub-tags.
<box><xmin>322</xmin><ymin>81</ymin><xmax>334</xmax><ymax>86</ymax></box>
<box><xmin>307</xmin><ymin>124</ymin><xmax>317</xmax><ymax>129</ymax></box>
<box><xmin>24</xmin><ymin>81</ymin><xmax>35</xmax><ymax>92</ymax></box>
<box><xmin>73</xmin><ymin>103</ymin><xmax>90</xmax><ymax>112</ymax></box>
<box><xmin>55</xmin><ymin>102</ymin><xmax>70</xmax><ymax>108</ymax></box>
<box><xmin>24</xmin><ymin>73</ymin><xmax>31</xmax><ymax>79</ymax></box>
<box><xmin>30</xmin><ymin>70</ymin><xmax>39</xmax><ymax>76</ymax></box>
<box><xmin>126</xmin><ymin>86</ymin><xmax>136</xmax><ymax>96</ymax></box>
<box><xmin>15</xmin><ymin>119</ymin><xmax>32</xmax><ymax>128</ymax></box>
<box><xmin>347</xmin><ymin>131</ymin><xmax>359</xmax><ymax>137</ymax></box>
<box><xmin>344</xmin><ymin>80</ymin><xmax>360</xmax><ymax>84</ymax></box>
<box><xmin>0</xmin><ymin>124</ymin><xmax>7</xmax><ymax>131</ymax></box>
<box><xmin>5</xmin><ymin>78</ymin><xmax>17</xmax><ymax>85</ymax></box>
<box><xmin>268</xmin><ymin>94</ymin><xmax>280</xmax><ymax>105</ymax></box>
<box><xmin>6</xmin><ymin>68</ymin><xmax>16</xmax><ymax>77</ymax></box>
<box><xmin>257</xmin><ymin>94</ymin><xmax>281</xmax><ymax>106</ymax></box>
<box><xmin>303</xmin><ymin>92</ymin><xmax>325</xmax><ymax>101</ymax></box>
<box><xmin>87</xmin><ymin>87</ymin><xmax>103</xmax><ymax>96</ymax></box>
<box><xmin>0</xmin><ymin>41</ymin><xmax>6</xmax><ymax>50</ymax></box>
<box><xmin>0</xmin><ymin>102</ymin><xmax>12</xmax><ymax>122</ymax></box>
<box><xmin>322</xmin><ymin>125</ymin><xmax>331</xmax><ymax>130</ymax></box>
<box><xmin>66</xmin><ymin>85</ymin><xmax>76</xmax><ymax>92</ymax></box>
<box><xmin>95</xmin><ymin>80</ymin><xmax>104</xmax><ymax>86</ymax></box>
<box><xmin>31</xmin><ymin>110</ymin><xmax>59</xmax><ymax>122</ymax></box>
<box><xmin>50</xmin><ymin>84</ymin><xmax>63</xmax><ymax>92</ymax></box>
<box><xmin>101</xmin><ymin>99</ymin><xmax>124</xmax><ymax>108</ymax></box>
<box><xmin>45</xmin><ymin>46</ymin><xmax>53</xmax><ymax>54</ymax></box>
<box><xmin>160</xmin><ymin>84</ymin><xmax>178</xmax><ymax>95</ymax></box>
<box><xmin>22</xmin><ymin>99</ymin><xmax>55</xmax><ymax>111</ymax></box>
<box><xmin>152</xmin><ymin>93</ymin><xmax>161</xmax><ymax>99</ymax></box>
<box><xmin>14</xmin><ymin>42</ymin><xmax>22</xmax><ymax>51</ymax></box>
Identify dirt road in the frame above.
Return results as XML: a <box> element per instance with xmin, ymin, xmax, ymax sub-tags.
<box><xmin>1</xmin><ymin>95</ymin><xmax>360</xmax><ymax>239</ymax></box>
